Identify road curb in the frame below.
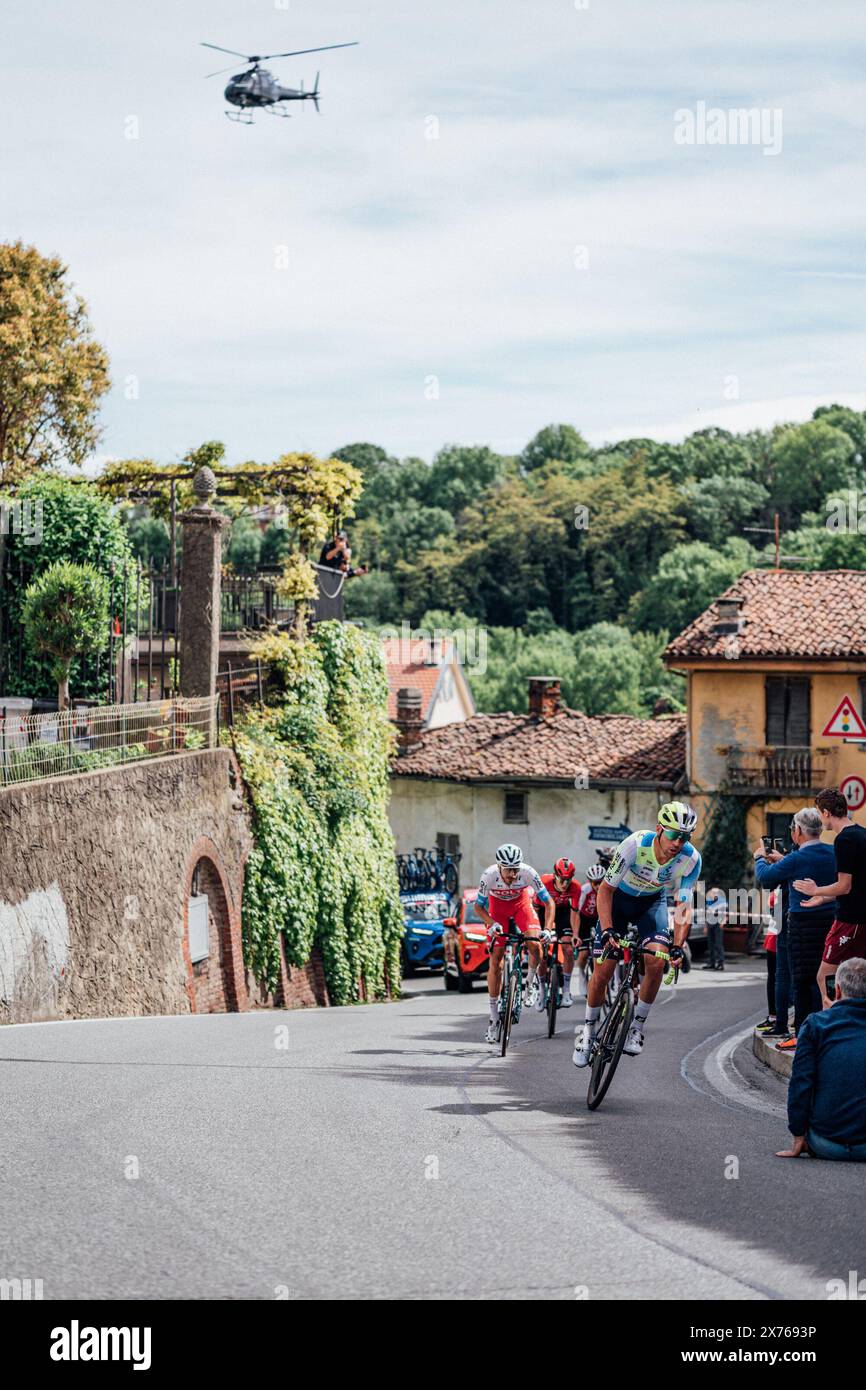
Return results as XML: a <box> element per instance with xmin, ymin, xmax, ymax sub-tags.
<box><xmin>752</xmin><ymin>1030</ymin><xmax>793</xmax><ymax>1080</ymax></box>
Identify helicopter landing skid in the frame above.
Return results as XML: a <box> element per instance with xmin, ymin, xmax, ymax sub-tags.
<box><xmin>225</xmin><ymin>109</ymin><xmax>255</xmax><ymax>124</ymax></box>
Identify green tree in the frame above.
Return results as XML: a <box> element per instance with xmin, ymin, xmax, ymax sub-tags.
<box><xmin>260</xmin><ymin>521</ymin><xmax>291</xmax><ymax>568</ymax></box>
<box><xmin>227</xmin><ymin>516</ymin><xmax>262</xmax><ymax>575</ymax></box>
<box><xmin>452</xmin><ymin>476</ymin><xmax>568</xmax><ymax>627</ymax></box>
<box><xmin>0</xmin><ymin>241</ymin><xmax>110</xmax><ymax>483</ymax></box>
<box><xmin>575</xmin><ymin>460</ymin><xmax>686</xmax><ymax>621</ymax></box>
<box><xmin>344</xmin><ymin>569</ymin><xmax>399</xmax><ymax>626</ymax></box>
<box><xmin>572</xmin><ymin>623</ymin><xmax>643</xmax><ymax>714</ymax></box>
<box><xmin>769</xmin><ymin>420</ymin><xmax>859</xmax><ymax>523</ymax></box>
<box><xmin>630</xmin><ymin>538</ymin><xmax>755</xmax><ymax>636</ymax></box>
<box><xmin>520</xmin><ymin>423</ymin><xmax>590</xmax><ymax>473</ymax></box>
<box><xmin>123</xmin><ymin>508</ymin><xmax>171</xmax><ymax>568</ymax></box>
<box><xmin>679</xmin><ymin>427</ymin><xmax>762</xmax><ymax>482</ymax></box>
<box><xmin>466</xmin><ymin>625</ymin><xmax>580</xmax><ymax>714</ymax></box>
<box><xmin>22</xmin><ymin>561</ymin><xmax>109</xmax><ymax>709</ymax></box>
<box><xmin>0</xmin><ymin>475</ymin><xmax>137</xmax><ymax>700</ymax></box>
<box><xmin>681</xmin><ymin>475</ymin><xmax>768</xmax><ymax>547</ymax></box>
<box><xmin>699</xmin><ymin>792</ymin><xmax>751</xmax><ymax>892</ymax></box>
<box><xmin>425</xmin><ymin>444</ymin><xmax>509</xmax><ymax>514</ymax></box>
<box><xmin>812</xmin><ymin>404</ymin><xmax>866</xmax><ymax>455</ymax></box>
<box><xmin>631</xmin><ymin>629</ymin><xmax>686</xmax><ymax>713</ymax></box>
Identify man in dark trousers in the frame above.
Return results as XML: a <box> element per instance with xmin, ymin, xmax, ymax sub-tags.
<box><xmin>795</xmin><ymin>787</ymin><xmax>866</xmax><ymax>1007</ymax></box>
<box><xmin>777</xmin><ymin>957</ymin><xmax>866</xmax><ymax>1161</ymax></box>
<box><xmin>754</xmin><ymin>807</ymin><xmax>836</xmax><ymax>1046</ymax></box>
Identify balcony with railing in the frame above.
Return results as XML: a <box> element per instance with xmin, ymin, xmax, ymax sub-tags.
<box><xmin>725</xmin><ymin>745</ymin><xmax>837</xmax><ymax>796</ymax></box>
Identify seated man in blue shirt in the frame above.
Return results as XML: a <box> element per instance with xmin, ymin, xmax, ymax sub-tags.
<box><xmin>777</xmin><ymin>957</ymin><xmax>866</xmax><ymax>1160</ymax></box>
<box><xmin>754</xmin><ymin>807</ymin><xmax>836</xmax><ymax>1045</ymax></box>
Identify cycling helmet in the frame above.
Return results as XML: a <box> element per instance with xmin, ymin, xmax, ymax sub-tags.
<box><xmin>586</xmin><ymin>864</ymin><xmax>605</xmax><ymax>883</ymax></box>
<box><xmin>495</xmin><ymin>842</ymin><xmax>524</xmax><ymax>867</ymax></box>
<box><xmin>657</xmin><ymin>800</ymin><xmax>698</xmax><ymax>834</ymax></box>
<box><xmin>554</xmin><ymin>857</ymin><xmax>575</xmax><ymax>880</ymax></box>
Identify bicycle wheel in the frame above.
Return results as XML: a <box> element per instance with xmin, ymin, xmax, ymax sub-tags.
<box><xmin>443</xmin><ymin>862</ymin><xmax>458</xmax><ymax>896</ymax></box>
<box><xmin>586</xmin><ymin>983</ymin><xmax>634</xmax><ymax>1111</ymax></box>
<box><xmin>500</xmin><ymin>971</ymin><xmax>517</xmax><ymax>1057</ymax></box>
<box><xmin>547</xmin><ymin>960</ymin><xmax>560</xmax><ymax>1038</ymax></box>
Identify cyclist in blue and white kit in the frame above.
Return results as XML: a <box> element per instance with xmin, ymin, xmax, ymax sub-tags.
<box><xmin>573</xmin><ymin>802</ymin><xmax>701</xmax><ymax>1065</ymax></box>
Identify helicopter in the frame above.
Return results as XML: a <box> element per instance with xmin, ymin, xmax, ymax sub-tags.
<box><xmin>201</xmin><ymin>41</ymin><xmax>358</xmax><ymax>123</ymax></box>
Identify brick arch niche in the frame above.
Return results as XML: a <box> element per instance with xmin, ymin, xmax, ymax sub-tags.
<box><xmin>183</xmin><ymin>842</ymin><xmax>248</xmax><ymax>1014</ymax></box>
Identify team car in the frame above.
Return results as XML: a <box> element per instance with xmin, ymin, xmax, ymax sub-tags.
<box><xmin>400</xmin><ymin>890</ymin><xmax>452</xmax><ymax>976</ymax></box>
<box><xmin>442</xmin><ymin>888</ymin><xmax>490</xmax><ymax>993</ymax></box>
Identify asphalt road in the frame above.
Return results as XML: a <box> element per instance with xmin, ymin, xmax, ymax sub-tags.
<box><xmin>0</xmin><ymin>961</ymin><xmax>861</xmax><ymax>1300</ymax></box>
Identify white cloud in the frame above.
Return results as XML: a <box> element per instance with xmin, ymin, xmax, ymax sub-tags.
<box><xmin>1</xmin><ymin>0</ymin><xmax>864</xmax><ymax>462</ymax></box>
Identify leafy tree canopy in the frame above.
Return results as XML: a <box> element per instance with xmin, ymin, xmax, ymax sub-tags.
<box><xmin>0</xmin><ymin>241</ymin><xmax>110</xmax><ymax>484</ymax></box>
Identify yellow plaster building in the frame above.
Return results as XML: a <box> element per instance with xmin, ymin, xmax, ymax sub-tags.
<box><xmin>665</xmin><ymin>569</ymin><xmax>866</xmax><ymax>845</ymax></box>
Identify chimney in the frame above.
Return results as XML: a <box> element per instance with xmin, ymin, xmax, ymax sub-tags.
<box><xmin>528</xmin><ymin>676</ymin><xmax>562</xmax><ymax>720</ymax></box>
<box><xmin>712</xmin><ymin>596</ymin><xmax>744</xmax><ymax>635</ymax></box>
<box><xmin>395</xmin><ymin>686</ymin><xmax>423</xmax><ymax>754</ymax></box>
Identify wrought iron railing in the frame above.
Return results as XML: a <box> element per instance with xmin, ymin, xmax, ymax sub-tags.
<box><xmin>216</xmin><ymin>662</ymin><xmax>273</xmax><ymax>727</ymax></box>
<box><xmin>0</xmin><ymin>696</ymin><xmax>216</xmax><ymax>788</ymax></box>
<box><xmin>726</xmin><ymin>746</ymin><xmax>834</xmax><ymax>794</ymax></box>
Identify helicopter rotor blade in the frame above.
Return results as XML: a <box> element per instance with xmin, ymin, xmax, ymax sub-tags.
<box><xmin>204</xmin><ymin>63</ymin><xmax>242</xmax><ymax>79</ymax></box>
<box><xmin>200</xmin><ymin>42</ymin><xmax>252</xmax><ymax>59</ymax></box>
<box><xmin>259</xmin><ymin>42</ymin><xmax>358</xmax><ymax>60</ymax></box>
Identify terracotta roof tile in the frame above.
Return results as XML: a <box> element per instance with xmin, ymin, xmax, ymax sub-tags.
<box><xmin>392</xmin><ymin>708</ymin><xmax>685</xmax><ymax>785</ymax></box>
<box><xmin>382</xmin><ymin>637</ymin><xmax>452</xmax><ymax>722</ymax></box>
<box><xmin>665</xmin><ymin>569</ymin><xmax>866</xmax><ymax>662</ymax></box>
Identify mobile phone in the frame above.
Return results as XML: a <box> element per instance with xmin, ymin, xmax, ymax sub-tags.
<box><xmin>762</xmin><ymin>836</ymin><xmax>773</xmax><ymax>852</ymax></box>
<box><xmin>826</xmin><ymin>976</ymin><xmax>836</xmax><ymax>1001</ymax></box>
<box><xmin>773</xmin><ymin>838</ymin><xmax>785</xmax><ymax>853</ymax></box>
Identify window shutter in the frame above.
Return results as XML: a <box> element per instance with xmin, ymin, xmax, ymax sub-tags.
<box><xmin>765</xmin><ymin>679</ymin><xmax>786</xmax><ymax>744</ymax></box>
<box><xmin>504</xmin><ymin>791</ymin><xmax>528</xmax><ymax>824</ymax></box>
<box><xmin>785</xmin><ymin>679</ymin><xmax>810</xmax><ymax>747</ymax></box>
<box><xmin>765</xmin><ymin>677</ymin><xmax>810</xmax><ymax>746</ymax></box>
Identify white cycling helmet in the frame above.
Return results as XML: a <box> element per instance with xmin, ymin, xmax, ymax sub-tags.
<box><xmin>658</xmin><ymin>800</ymin><xmax>698</xmax><ymax>835</ymax></box>
<box><xmin>586</xmin><ymin>864</ymin><xmax>605</xmax><ymax>883</ymax></box>
<box><xmin>495</xmin><ymin>842</ymin><xmax>524</xmax><ymax>867</ymax></box>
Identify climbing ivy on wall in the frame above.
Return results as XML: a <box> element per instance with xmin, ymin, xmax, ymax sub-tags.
<box><xmin>231</xmin><ymin>622</ymin><xmax>404</xmax><ymax>1004</ymax></box>
<box><xmin>699</xmin><ymin>789</ymin><xmax>753</xmax><ymax>891</ymax></box>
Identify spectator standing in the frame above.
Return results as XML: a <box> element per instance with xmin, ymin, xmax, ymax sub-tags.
<box><xmin>795</xmin><ymin>787</ymin><xmax>866</xmax><ymax>1007</ymax></box>
<box><xmin>701</xmin><ymin>885</ymin><xmax>728</xmax><ymax>971</ymax></box>
<box><xmin>755</xmin><ymin>890</ymin><xmax>781</xmax><ymax>1033</ymax></box>
<box><xmin>754</xmin><ymin>808</ymin><xmax>836</xmax><ymax>1047</ymax></box>
<box><xmin>777</xmin><ymin>957</ymin><xmax>866</xmax><ymax>1161</ymax></box>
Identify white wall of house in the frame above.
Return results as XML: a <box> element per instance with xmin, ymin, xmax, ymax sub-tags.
<box><xmin>425</xmin><ymin>663</ymin><xmax>475</xmax><ymax>729</ymax></box>
<box><xmin>389</xmin><ymin>778</ymin><xmax>668</xmax><ymax>887</ymax></box>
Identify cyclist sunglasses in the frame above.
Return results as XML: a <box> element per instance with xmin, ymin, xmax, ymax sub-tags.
<box><xmin>662</xmin><ymin>829</ymin><xmax>691</xmax><ymax>842</ymax></box>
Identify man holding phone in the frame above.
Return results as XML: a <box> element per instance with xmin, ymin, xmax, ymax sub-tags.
<box><xmin>754</xmin><ymin>807</ymin><xmax>836</xmax><ymax>1047</ymax></box>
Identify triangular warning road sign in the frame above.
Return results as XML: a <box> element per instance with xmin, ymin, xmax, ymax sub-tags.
<box><xmin>822</xmin><ymin>695</ymin><xmax>866</xmax><ymax>738</ymax></box>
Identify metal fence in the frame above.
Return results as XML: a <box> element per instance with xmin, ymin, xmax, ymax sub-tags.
<box><xmin>216</xmin><ymin>662</ymin><xmax>273</xmax><ymax>728</ymax></box>
<box><xmin>1</xmin><ymin>553</ymin><xmax>345</xmax><ymax>705</ymax></box>
<box><xmin>727</xmin><ymin>746</ymin><xmax>834</xmax><ymax>795</ymax></box>
<box><xmin>0</xmin><ymin>696</ymin><xmax>216</xmax><ymax>788</ymax></box>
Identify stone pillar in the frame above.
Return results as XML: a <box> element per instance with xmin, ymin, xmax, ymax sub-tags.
<box><xmin>179</xmin><ymin>467</ymin><xmax>229</xmax><ymax>739</ymax></box>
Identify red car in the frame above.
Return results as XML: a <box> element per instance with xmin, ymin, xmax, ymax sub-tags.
<box><xmin>443</xmin><ymin>889</ymin><xmax>490</xmax><ymax>993</ymax></box>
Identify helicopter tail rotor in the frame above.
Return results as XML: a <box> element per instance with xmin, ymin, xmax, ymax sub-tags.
<box><xmin>312</xmin><ymin>71</ymin><xmax>320</xmax><ymax>112</ymax></box>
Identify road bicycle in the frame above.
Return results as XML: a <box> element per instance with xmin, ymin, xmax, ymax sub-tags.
<box><xmin>541</xmin><ymin>931</ymin><xmax>565</xmax><ymax>1038</ymax></box>
<box><xmin>495</xmin><ymin>923</ymin><xmax>529</xmax><ymax>1057</ymax></box>
<box><xmin>396</xmin><ymin>846</ymin><xmax>462</xmax><ymax>895</ymax></box>
<box><xmin>586</xmin><ymin>928</ymin><xmax>678</xmax><ymax>1111</ymax></box>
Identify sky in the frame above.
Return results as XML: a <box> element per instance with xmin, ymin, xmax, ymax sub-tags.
<box><xmin>2</xmin><ymin>0</ymin><xmax>865</xmax><ymax>468</ymax></box>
